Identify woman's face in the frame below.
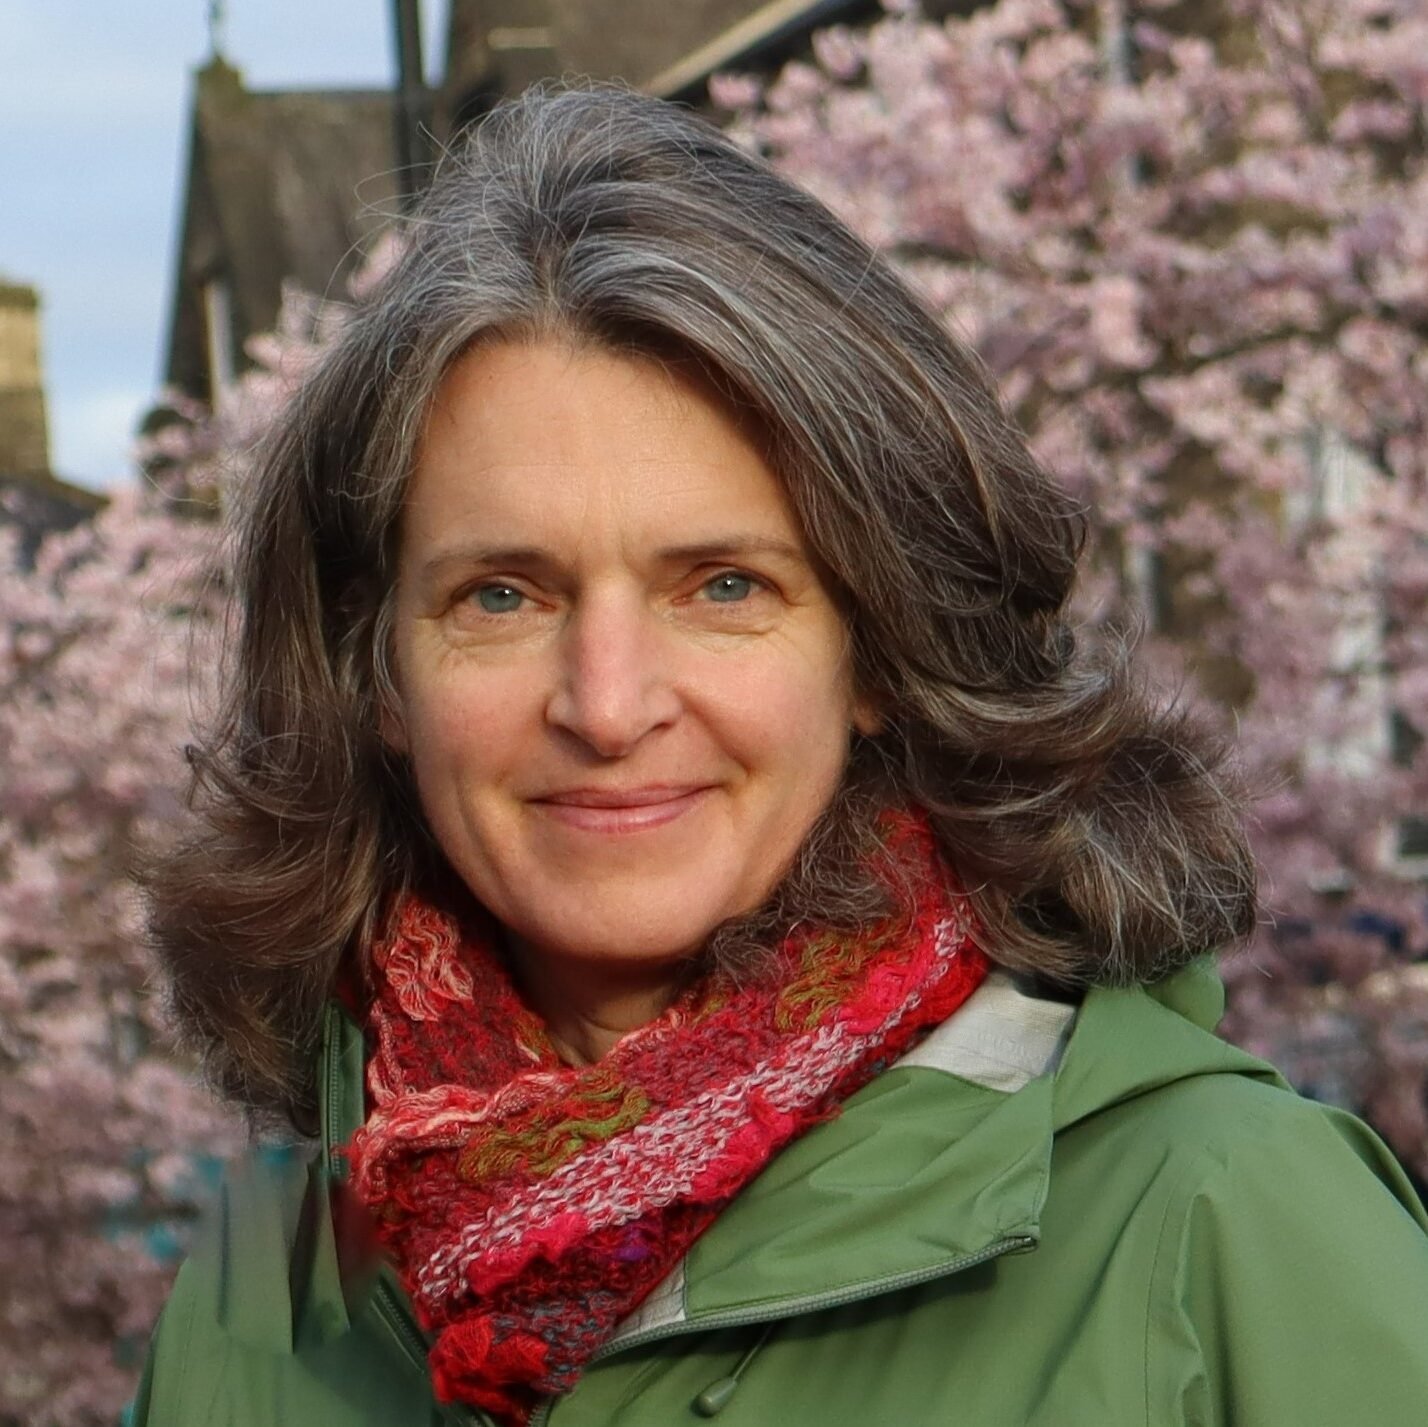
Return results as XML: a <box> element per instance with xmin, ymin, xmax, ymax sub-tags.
<box><xmin>385</xmin><ymin>338</ymin><xmax>876</xmax><ymax>979</ymax></box>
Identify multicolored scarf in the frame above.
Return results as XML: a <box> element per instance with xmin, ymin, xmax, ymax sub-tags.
<box><xmin>345</xmin><ymin>810</ymin><xmax>988</xmax><ymax>1424</ymax></box>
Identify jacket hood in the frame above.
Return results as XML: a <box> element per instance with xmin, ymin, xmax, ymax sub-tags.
<box><xmin>1053</xmin><ymin>957</ymin><xmax>1286</xmax><ymax>1129</ymax></box>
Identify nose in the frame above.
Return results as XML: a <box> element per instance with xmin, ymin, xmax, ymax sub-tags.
<box><xmin>544</xmin><ymin>589</ymin><xmax>681</xmax><ymax>757</ymax></box>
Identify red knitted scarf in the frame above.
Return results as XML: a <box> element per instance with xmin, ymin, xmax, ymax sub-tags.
<box><xmin>345</xmin><ymin>811</ymin><xmax>988</xmax><ymax>1424</ymax></box>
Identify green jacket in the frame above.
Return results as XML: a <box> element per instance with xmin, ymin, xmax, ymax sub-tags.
<box><xmin>133</xmin><ymin>965</ymin><xmax>1428</xmax><ymax>1425</ymax></box>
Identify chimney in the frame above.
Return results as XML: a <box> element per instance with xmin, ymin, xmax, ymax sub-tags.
<box><xmin>0</xmin><ymin>279</ymin><xmax>52</xmax><ymax>477</ymax></box>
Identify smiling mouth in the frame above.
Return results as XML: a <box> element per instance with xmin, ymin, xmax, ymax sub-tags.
<box><xmin>531</xmin><ymin>785</ymin><xmax>713</xmax><ymax>833</ymax></box>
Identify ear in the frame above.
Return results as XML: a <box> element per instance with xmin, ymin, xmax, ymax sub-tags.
<box><xmin>852</xmin><ymin>693</ymin><xmax>883</xmax><ymax>738</ymax></box>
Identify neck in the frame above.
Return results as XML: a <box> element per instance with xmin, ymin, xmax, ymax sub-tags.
<box><xmin>509</xmin><ymin>943</ymin><xmax>693</xmax><ymax>1066</ymax></box>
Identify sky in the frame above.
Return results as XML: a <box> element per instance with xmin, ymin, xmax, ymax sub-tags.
<box><xmin>1</xmin><ymin>0</ymin><xmax>447</xmax><ymax>491</ymax></box>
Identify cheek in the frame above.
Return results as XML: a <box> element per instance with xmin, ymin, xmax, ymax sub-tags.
<box><xmin>711</xmin><ymin>638</ymin><xmax>855</xmax><ymax>771</ymax></box>
<box><xmin>402</xmin><ymin>664</ymin><xmax>544</xmax><ymax>799</ymax></box>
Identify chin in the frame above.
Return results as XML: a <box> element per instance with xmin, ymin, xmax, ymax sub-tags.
<box><xmin>508</xmin><ymin>895</ymin><xmax>731</xmax><ymax>970</ymax></box>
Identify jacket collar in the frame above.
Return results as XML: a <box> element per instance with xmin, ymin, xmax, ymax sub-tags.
<box><xmin>612</xmin><ymin>960</ymin><xmax>1283</xmax><ymax>1339</ymax></box>
<box><xmin>619</xmin><ymin>973</ymin><xmax>1070</xmax><ymax>1337</ymax></box>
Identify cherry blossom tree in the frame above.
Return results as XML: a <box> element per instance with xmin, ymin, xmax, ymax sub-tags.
<box><xmin>0</xmin><ymin>281</ymin><xmax>345</xmax><ymax>1424</ymax></box>
<box><xmin>715</xmin><ymin>0</ymin><xmax>1428</xmax><ymax>1172</ymax></box>
<box><xmin>0</xmin><ymin>486</ymin><xmax>240</xmax><ymax>1423</ymax></box>
<box><xmin>0</xmin><ymin>248</ymin><xmax>385</xmax><ymax>1427</ymax></box>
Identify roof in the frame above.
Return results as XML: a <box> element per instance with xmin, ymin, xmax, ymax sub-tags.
<box><xmin>644</xmin><ymin>0</ymin><xmax>877</xmax><ymax>99</ymax></box>
<box><xmin>164</xmin><ymin>61</ymin><xmax>401</xmax><ymax>399</ymax></box>
<box><xmin>0</xmin><ymin>469</ymin><xmax>106</xmax><ymax>565</ymax></box>
<box><xmin>438</xmin><ymin>0</ymin><xmax>878</xmax><ymax>119</ymax></box>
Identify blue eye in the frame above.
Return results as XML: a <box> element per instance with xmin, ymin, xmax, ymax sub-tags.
<box><xmin>705</xmin><ymin>572</ymin><xmax>756</xmax><ymax>603</ymax></box>
<box><xmin>474</xmin><ymin>584</ymin><xmax>524</xmax><ymax>614</ymax></box>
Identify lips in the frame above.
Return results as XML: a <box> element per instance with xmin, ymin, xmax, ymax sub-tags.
<box><xmin>535</xmin><ymin>785</ymin><xmax>710</xmax><ymax>809</ymax></box>
<box><xmin>530</xmin><ymin>784</ymin><xmax>713</xmax><ymax>833</ymax></box>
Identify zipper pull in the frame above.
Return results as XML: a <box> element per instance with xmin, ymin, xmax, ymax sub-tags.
<box><xmin>692</xmin><ymin>1323</ymin><xmax>775</xmax><ymax>1417</ymax></box>
<box><xmin>693</xmin><ymin>1375</ymin><xmax>740</xmax><ymax>1416</ymax></box>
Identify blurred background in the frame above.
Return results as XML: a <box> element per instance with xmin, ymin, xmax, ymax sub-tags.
<box><xmin>3</xmin><ymin>1</ymin><xmax>1426</xmax><ymax>1422</ymax></box>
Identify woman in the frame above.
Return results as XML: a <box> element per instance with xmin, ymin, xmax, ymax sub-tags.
<box><xmin>136</xmin><ymin>84</ymin><xmax>1428</xmax><ymax>1425</ymax></box>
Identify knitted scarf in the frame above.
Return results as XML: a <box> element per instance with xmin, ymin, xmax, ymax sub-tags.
<box><xmin>345</xmin><ymin>810</ymin><xmax>988</xmax><ymax>1424</ymax></box>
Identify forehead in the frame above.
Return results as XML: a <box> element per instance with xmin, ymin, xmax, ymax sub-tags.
<box><xmin>402</xmin><ymin>339</ymin><xmax>804</xmax><ymax>554</ymax></box>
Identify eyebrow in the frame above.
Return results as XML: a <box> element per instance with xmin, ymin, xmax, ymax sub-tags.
<box><xmin>653</xmin><ymin>536</ymin><xmax>807</xmax><ymax>564</ymax></box>
<box><xmin>418</xmin><ymin>535</ymin><xmax>809</xmax><ymax>581</ymax></box>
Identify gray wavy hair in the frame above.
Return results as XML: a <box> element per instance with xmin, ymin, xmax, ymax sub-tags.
<box><xmin>148</xmin><ymin>82</ymin><xmax>1255</xmax><ymax>1126</ymax></box>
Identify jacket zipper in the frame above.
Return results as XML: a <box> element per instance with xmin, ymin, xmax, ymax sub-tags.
<box><xmin>371</xmin><ymin>1277</ymin><xmax>430</xmax><ymax>1376</ymax></box>
<box><xmin>525</xmin><ymin>1235</ymin><xmax>1035</xmax><ymax>1427</ymax></box>
<box><xmin>370</xmin><ymin>1278</ymin><xmax>492</xmax><ymax>1427</ymax></box>
<box><xmin>321</xmin><ymin>1004</ymin><xmax>347</xmax><ymax>1183</ymax></box>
